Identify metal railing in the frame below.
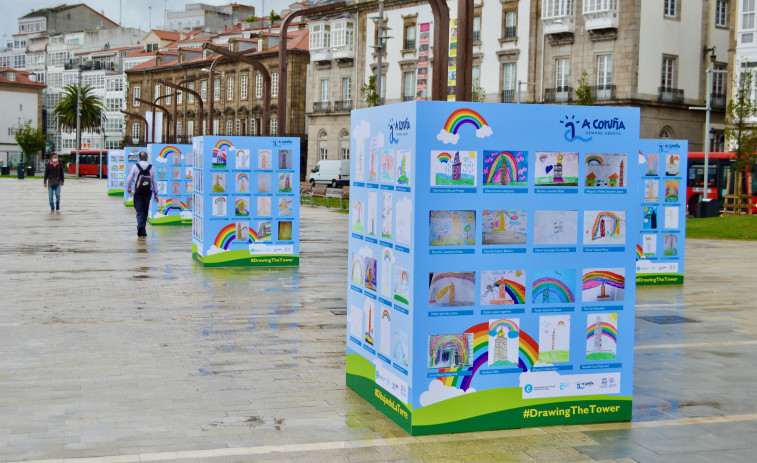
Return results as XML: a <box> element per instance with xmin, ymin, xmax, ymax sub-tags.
<box><xmin>334</xmin><ymin>100</ymin><xmax>353</xmax><ymax>111</ymax></box>
<box><xmin>544</xmin><ymin>86</ymin><xmax>573</xmax><ymax>103</ymax></box>
<box><xmin>710</xmin><ymin>92</ymin><xmax>726</xmax><ymax>109</ymax></box>
<box><xmin>472</xmin><ymin>30</ymin><xmax>481</xmax><ymax>42</ymax></box>
<box><xmin>313</xmin><ymin>101</ymin><xmax>331</xmax><ymax>112</ymax></box>
<box><xmin>658</xmin><ymin>87</ymin><xmax>684</xmax><ymax>104</ymax></box>
<box><xmin>590</xmin><ymin>84</ymin><xmax>616</xmax><ymax>100</ymax></box>
<box><xmin>504</xmin><ymin>26</ymin><xmax>517</xmax><ymax>39</ymax></box>
<box><xmin>403</xmin><ymin>95</ymin><xmax>415</xmax><ymax>102</ymax></box>
<box><xmin>404</xmin><ymin>39</ymin><xmax>415</xmax><ymax>50</ymax></box>
<box><xmin>502</xmin><ymin>89</ymin><xmax>515</xmax><ymax>103</ymax></box>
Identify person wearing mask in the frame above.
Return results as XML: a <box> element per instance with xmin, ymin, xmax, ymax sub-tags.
<box><xmin>43</xmin><ymin>154</ymin><xmax>65</xmax><ymax>213</ymax></box>
<box><xmin>125</xmin><ymin>151</ymin><xmax>159</xmax><ymax>237</ymax></box>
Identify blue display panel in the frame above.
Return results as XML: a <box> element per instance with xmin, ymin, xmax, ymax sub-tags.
<box><xmin>123</xmin><ymin>146</ymin><xmax>147</xmax><ymax>206</ymax></box>
<box><xmin>106</xmin><ymin>149</ymin><xmax>125</xmax><ymax>196</ymax></box>
<box><xmin>146</xmin><ymin>144</ymin><xmax>194</xmax><ymax>225</ymax></box>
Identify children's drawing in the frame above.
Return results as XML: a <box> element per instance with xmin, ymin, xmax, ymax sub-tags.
<box><xmin>428</xmin><ymin>334</ymin><xmax>473</xmax><ymax>369</ymax></box>
<box><xmin>380</xmin><ymin>249</ymin><xmax>394</xmax><ymax>297</ymax></box>
<box><xmin>351</xmin><ymin>253</ymin><xmax>363</xmax><ymax>284</ymax></box>
<box><xmin>368</xmin><ymin>137</ymin><xmax>379</xmax><ymax>182</ymax></box>
<box><xmin>158</xmin><ymin>181</ymin><xmax>167</xmax><ymax>194</ymax></box>
<box><xmin>395</xmin><ymin>197</ymin><xmax>413</xmax><ymax>244</ymax></box>
<box><xmin>364</xmin><ymin>257</ymin><xmax>377</xmax><ymax>291</ymax></box>
<box><xmin>255</xmin><ymin>221</ymin><xmax>271</xmax><ymax>241</ymax></box>
<box><xmin>234</xmin><ymin>198</ymin><xmax>249</xmax><ymax>217</ymax></box>
<box><xmin>185</xmin><ymin>167</ymin><xmax>193</xmax><ymax>180</ymax></box>
<box><xmin>664</xmin><ymin>234</ymin><xmax>678</xmax><ymax>256</ymax></box>
<box><xmin>644</xmin><ymin>180</ymin><xmax>658</xmax><ymax>202</ymax></box>
<box><xmin>664</xmin><ymin>206</ymin><xmax>679</xmax><ymax>229</ymax></box>
<box><xmin>278</xmin><ymin>221</ymin><xmax>293</xmax><ymax>240</ymax></box>
<box><xmin>586</xmin><ymin>313</ymin><xmax>617</xmax><ymax>360</ymax></box>
<box><xmin>212</xmin><ymin>197</ymin><xmax>226</xmax><ymax>217</ymax></box>
<box><xmin>645</xmin><ymin>153</ymin><xmax>659</xmax><ymax>176</ymax></box>
<box><xmin>481</xmin><ymin>270</ymin><xmax>526</xmax><ymax>305</ymax></box>
<box><xmin>533</xmin><ymin>210</ymin><xmax>578</xmax><ymax>245</ymax></box>
<box><xmin>430</xmin><ymin>150</ymin><xmax>476</xmax><ymax>186</ymax></box>
<box><xmin>212</xmin><ymin>173</ymin><xmax>226</xmax><ymax>193</ymax></box>
<box><xmin>279</xmin><ymin>173</ymin><xmax>292</xmax><ymax>193</ymax></box>
<box><xmin>483</xmin><ymin>150</ymin><xmax>527</xmax><ymax>186</ymax></box>
<box><xmin>538</xmin><ymin>315</ymin><xmax>570</xmax><ymax>363</ymax></box>
<box><xmin>212</xmin><ymin>146</ymin><xmax>227</xmax><ymax>168</ymax></box>
<box><xmin>488</xmin><ymin>319</ymin><xmax>520</xmax><ymax>366</ymax></box>
<box><xmin>172</xmin><ymin>166</ymin><xmax>181</xmax><ymax>179</ymax></box>
<box><xmin>582</xmin><ymin>268</ymin><xmax>625</xmax><ymax>302</ymax></box>
<box><xmin>278</xmin><ymin>197</ymin><xmax>293</xmax><ymax>217</ymax></box>
<box><xmin>367</xmin><ymin>192</ymin><xmax>378</xmax><ymax>236</ymax></box>
<box><xmin>381</xmin><ymin>150</ymin><xmax>395</xmax><ymax>183</ymax></box>
<box><xmin>393</xmin><ymin>330</ymin><xmax>408</xmax><ymax>365</ymax></box>
<box><xmin>583</xmin><ymin>211</ymin><xmax>626</xmax><ymax>245</ymax></box>
<box><xmin>643</xmin><ymin>206</ymin><xmax>657</xmax><ymax>230</ymax></box>
<box><xmin>235</xmin><ymin>149</ymin><xmax>249</xmax><ymax>169</ymax></box>
<box><xmin>236</xmin><ymin>173</ymin><xmax>249</xmax><ymax>193</ymax></box>
<box><xmin>258</xmin><ymin>149</ymin><xmax>272</xmax><ymax>169</ymax></box>
<box><xmin>171</xmin><ymin>182</ymin><xmax>181</xmax><ymax>195</ymax></box>
<box><xmin>665</xmin><ymin>180</ymin><xmax>679</xmax><ymax>202</ymax></box>
<box><xmin>257</xmin><ymin>173</ymin><xmax>271</xmax><ymax>193</ymax></box>
<box><xmin>279</xmin><ymin>149</ymin><xmax>292</xmax><ymax>169</ymax></box>
<box><xmin>382</xmin><ymin>193</ymin><xmax>393</xmax><ymax>239</ymax></box>
<box><xmin>257</xmin><ymin>196</ymin><xmax>271</xmax><ymax>217</ymax></box>
<box><xmin>642</xmin><ymin>234</ymin><xmax>656</xmax><ymax>257</ymax></box>
<box><xmin>352</xmin><ymin>200</ymin><xmax>364</xmax><ymax>232</ymax></box>
<box><xmin>428</xmin><ymin>272</ymin><xmax>475</xmax><ymax>307</ymax></box>
<box><xmin>380</xmin><ymin>308</ymin><xmax>391</xmax><ymax>357</ymax></box>
<box><xmin>235</xmin><ymin>222</ymin><xmax>249</xmax><ymax>242</ymax></box>
<box><xmin>535</xmin><ymin>152</ymin><xmax>578</xmax><ymax>186</ymax></box>
<box><xmin>584</xmin><ymin>153</ymin><xmax>627</xmax><ymax>187</ymax></box>
<box><xmin>665</xmin><ymin>154</ymin><xmax>680</xmax><ymax>176</ymax></box>
<box><xmin>394</xmin><ymin>266</ymin><xmax>410</xmax><ymax>305</ymax></box>
<box><xmin>429</xmin><ymin>210</ymin><xmax>476</xmax><ymax>246</ymax></box>
<box><xmin>355</xmin><ymin>137</ymin><xmax>365</xmax><ymax>181</ymax></box>
<box><xmin>348</xmin><ymin>304</ymin><xmax>362</xmax><ymax>340</ymax></box>
<box><xmin>482</xmin><ymin>210</ymin><xmax>527</xmax><ymax>245</ymax></box>
<box><xmin>396</xmin><ymin>149</ymin><xmax>411</xmax><ymax>186</ymax></box>
<box><xmin>363</xmin><ymin>299</ymin><xmax>375</xmax><ymax>345</ymax></box>
<box><xmin>532</xmin><ymin>269</ymin><xmax>576</xmax><ymax>304</ymax></box>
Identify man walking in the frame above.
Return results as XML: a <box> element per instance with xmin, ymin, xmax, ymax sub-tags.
<box><xmin>43</xmin><ymin>154</ymin><xmax>65</xmax><ymax>213</ymax></box>
<box><xmin>125</xmin><ymin>151</ymin><xmax>158</xmax><ymax>237</ymax></box>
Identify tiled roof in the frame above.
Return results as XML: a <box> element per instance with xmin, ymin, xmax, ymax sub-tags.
<box><xmin>0</xmin><ymin>67</ymin><xmax>46</xmax><ymax>87</ymax></box>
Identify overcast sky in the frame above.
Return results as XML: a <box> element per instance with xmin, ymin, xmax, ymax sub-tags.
<box><xmin>1</xmin><ymin>0</ymin><xmax>293</xmax><ymax>43</ymax></box>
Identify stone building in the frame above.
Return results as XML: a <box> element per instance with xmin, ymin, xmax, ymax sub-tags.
<box><xmin>0</xmin><ymin>68</ymin><xmax>46</xmax><ymax>168</ymax></box>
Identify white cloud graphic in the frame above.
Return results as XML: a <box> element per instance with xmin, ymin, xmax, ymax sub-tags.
<box><xmin>476</xmin><ymin>125</ymin><xmax>493</xmax><ymax>139</ymax></box>
<box><xmin>206</xmin><ymin>245</ymin><xmax>226</xmax><ymax>256</ymax></box>
<box><xmin>436</xmin><ymin>129</ymin><xmax>459</xmax><ymax>145</ymax></box>
<box><xmin>374</xmin><ymin>131</ymin><xmax>385</xmax><ymax>149</ymax></box>
<box><xmin>353</xmin><ymin>119</ymin><xmax>371</xmax><ymax>142</ymax></box>
<box><xmin>155</xmin><ymin>157</ymin><xmax>168</xmax><ymax>164</ymax></box>
<box><xmin>419</xmin><ymin>379</ymin><xmax>476</xmax><ymax>407</ymax></box>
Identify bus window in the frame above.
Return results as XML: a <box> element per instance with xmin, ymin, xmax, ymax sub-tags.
<box><xmin>720</xmin><ymin>165</ymin><xmax>731</xmax><ymax>197</ymax></box>
<box><xmin>688</xmin><ymin>164</ymin><xmax>717</xmax><ymax>188</ymax></box>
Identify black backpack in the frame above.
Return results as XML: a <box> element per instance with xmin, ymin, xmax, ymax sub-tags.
<box><xmin>135</xmin><ymin>164</ymin><xmax>153</xmax><ymax>195</ymax></box>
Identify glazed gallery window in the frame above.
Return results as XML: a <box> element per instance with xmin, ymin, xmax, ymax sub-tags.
<box><xmin>227</xmin><ymin>76</ymin><xmax>234</xmax><ymax>101</ymax></box>
<box><xmin>743</xmin><ymin>0</ymin><xmax>756</xmax><ymax>43</ymax></box>
<box><xmin>543</xmin><ymin>0</ymin><xmax>573</xmax><ymax>18</ymax></box>
<box><xmin>256</xmin><ymin>74</ymin><xmax>263</xmax><ymax>98</ymax></box>
<box><xmin>584</xmin><ymin>0</ymin><xmax>616</xmax><ymax>12</ymax></box>
<box><xmin>133</xmin><ymin>86</ymin><xmax>140</xmax><ymax>106</ymax></box>
<box><xmin>597</xmin><ymin>54</ymin><xmax>612</xmax><ymax>87</ymax></box>
<box><xmin>240</xmin><ymin>75</ymin><xmax>248</xmax><ymax>99</ymax></box>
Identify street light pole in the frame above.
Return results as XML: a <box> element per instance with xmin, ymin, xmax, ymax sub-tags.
<box><xmin>76</xmin><ymin>66</ymin><xmax>81</xmax><ymax>177</ymax></box>
<box><xmin>375</xmin><ymin>0</ymin><xmax>385</xmax><ymax>104</ymax></box>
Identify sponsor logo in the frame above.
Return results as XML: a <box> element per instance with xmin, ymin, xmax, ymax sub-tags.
<box><xmin>560</xmin><ymin>114</ymin><xmax>627</xmax><ymax>142</ymax></box>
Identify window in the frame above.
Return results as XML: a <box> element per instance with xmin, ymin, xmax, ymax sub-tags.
<box><xmin>7</xmin><ymin>72</ymin><xmax>16</xmax><ymax>82</ymax></box>
<box><xmin>664</xmin><ymin>0</ymin><xmax>677</xmax><ymax>17</ymax></box>
<box><xmin>584</xmin><ymin>0</ymin><xmax>617</xmax><ymax>12</ymax></box>
<box><xmin>177</xmin><ymin>90</ymin><xmax>182</xmax><ymax>104</ymax></box>
<box><xmin>713</xmin><ymin>63</ymin><xmax>726</xmax><ymax>95</ymax></box>
<box><xmin>502</xmin><ymin>62</ymin><xmax>515</xmax><ymax>101</ymax></box>
<box><xmin>250</xmin><ymin>118</ymin><xmax>256</xmax><ymax>136</ymax></box>
<box><xmin>213</xmin><ymin>119</ymin><xmax>219</xmax><ymax>135</ymax></box>
<box><xmin>340</xmin><ymin>129</ymin><xmax>350</xmax><ymax>159</ymax></box>
<box><xmin>236</xmin><ymin>119</ymin><xmax>241</xmax><ymax>136</ymax></box>
<box><xmin>473</xmin><ymin>16</ymin><xmax>481</xmax><ymax>42</ymax></box>
<box><xmin>227</xmin><ymin>76</ymin><xmax>234</xmax><ymax>101</ymax></box>
<box><xmin>241</xmin><ymin>75</ymin><xmax>248</xmax><ymax>99</ymax></box>
<box><xmin>255</xmin><ymin>74</ymin><xmax>263</xmax><ymax>98</ymax></box>
<box><xmin>270</xmin><ymin>117</ymin><xmax>277</xmax><ymax>134</ymax></box>
<box><xmin>342</xmin><ymin>77</ymin><xmax>351</xmax><ymax>100</ymax></box>
<box><xmin>332</xmin><ymin>20</ymin><xmax>352</xmax><ymax>47</ymax></box>
<box><xmin>555</xmin><ymin>58</ymin><xmax>569</xmax><ymax>89</ymax></box>
<box><xmin>177</xmin><ymin>121</ymin><xmax>182</xmax><ymax>137</ymax></box>
<box><xmin>106</xmin><ymin>98</ymin><xmax>123</xmax><ymax>111</ymax></box>
<box><xmin>310</xmin><ymin>23</ymin><xmax>331</xmax><ymax>49</ymax></box>
<box><xmin>132</xmin><ymin>122</ymin><xmax>140</xmax><ymax>139</ymax></box>
<box><xmin>597</xmin><ymin>54</ymin><xmax>612</xmax><ymax>87</ymax></box>
<box><xmin>403</xmin><ymin>71</ymin><xmax>415</xmax><ymax>100</ymax></box>
<box><xmin>543</xmin><ymin>0</ymin><xmax>574</xmax><ymax>18</ymax></box>
<box><xmin>661</xmin><ymin>56</ymin><xmax>676</xmax><ymax>89</ymax></box>
<box><xmin>133</xmin><ymin>86</ymin><xmax>141</xmax><ymax>106</ymax></box>
<box><xmin>188</xmin><ymin>82</ymin><xmax>195</xmax><ymax>103</ymax></box>
<box><xmin>154</xmin><ymin>84</ymin><xmax>160</xmax><ymax>99</ymax></box>
<box><xmin>214</xmin><ymin>78</ymin><xmax>220</xmax><ymax>101</ymax></box>
<box><xmin>380</xmin><ymin>73</ymin><xmax>387</xmax><ymax>99</ymax></box>
<box><xmin>187</xmin><ymin>120</ymin><xmax>194</xmax><ymax>137</ymax></box>
<box><xmin>226</xmin><ymin>119</ymin><xmax>233</xmax><ymax>135</ymax></box>
<box><xmin>743</xmin><ymin>0</ymin><xmax>756</xmax><ymax>44</ymax></box>
<box><xmin>319</xmin><ymin>130</ymin><xmax>328</xmax><ymax>160</ymax></box>
<box><xmin>404</xmin><ymin>24</ymin><xmax>416</xmax><ymax>49</ymax></box>
<box><xmin>201</xmin><ymin>80</ymin><xmax>208</xmax><ymax>101</ymax></box>
<box><xmin>472</xmin><ymin>65</ymin><xmax>481</xmax><ymax>86</ymax></box>
<box><xmin>321</xmin><ymin>79</ymin><xmax>329</xmax><ymax>102</ymax></box>
<box><xmin>105</xmin><ymin>118</ymin><xmax>123</xmax><ymax>133</ymax></box>
<box><xmin>272</xmin><ymin>72</ymin><xmax>279</xmax><ymax>97</ymax></box>
<box><xmin>504</xmin><ymin>11</ymin><xmax>517</xmax><ymax>39</ymax></box>
<box><xmin>659</xmin><ymin>126</ymin><xmax>672</xmax><ymax>138</ymax></box>
<box><xmin>716</xmin><ymin>0</ymin><xmax>729</xmax><ymax>27</ymax></box>
<box><xmin>146</xmin><ymin>43</ymin><xmax>158</xmax><ymax>52</ymax></box>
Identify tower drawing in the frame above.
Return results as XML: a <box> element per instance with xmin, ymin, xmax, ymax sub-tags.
<box><xmin>619</xmin><ymin>160</ymin><xmax>625</xmax><ymax>187</ymax></box>
<box><xmin>600</xmin><ymin>219</ymin><xmax>606</xmax><ymax>238</ymax></box>
<box><xmin>452</xmin><ymin>152</ymin><xmax>462</xmax><ymax>180</ymax></box>
<box><xmin>597</xmin><ymin>282</ymin><xmax>611</xmax><ymax>299</ymax></box>
<box><xmin>499</xmin><ymin>160</ymin><xmax>508</xmax><ymax>185</ymax></box>
<box><xmin>593</xmin><ymin>316</ymin><xmax>602</xmax><ymax>352</ymax></box>
<box><xmin>280</xmin><ymin>152</ymin><xmax>287</xmax><ymax>169</ymax></box>
<box><xmin>554</xmin><ymin>155</ymin><xmax>564</xmax><ymax>182</ymax></box>
<box><xmin>493</xmin><ymin>328</ymin><xmax>508</xmax><ymax>363</ymax></box>
<box><xmin>551</xmin><ymin>329</ymin><xmax>556</xmax><ymax>351</ymax></box>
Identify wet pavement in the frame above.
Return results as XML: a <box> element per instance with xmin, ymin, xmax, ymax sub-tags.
<box><xmin>0</xmin><ymin>178</ymin><xmax>755</xmax><ymax>463</ymax></box>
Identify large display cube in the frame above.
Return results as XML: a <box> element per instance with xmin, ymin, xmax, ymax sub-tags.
<box><xmin>123</xmin><ymin>146</ymin><xmax>146</xmax><ymax>206</ymax></box>
<box><xmin>106</xmin><ymin>149</ymin><xmax>125</xmax><ymax>196</ymax></box>
<box><xmin>147</xmin><ymin>144</ymin><xmax>194</xmax><ymax>225</ymax></box>
<box><xmin>192</xmin><ymin>136</ymin><xmax>300</xmax><ymax>267</ymax></box>
<box><xmin>346</xmin><ymin>101</ymin><xmax>641</xmax><ymax>435</ymax></box>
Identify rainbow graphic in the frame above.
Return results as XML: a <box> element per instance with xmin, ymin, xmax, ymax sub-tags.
<box><xmin>213</xmin><ymin>224</ymin><xmax>237</xmax><ymax>250</ymax></box>
<box><xmin>591</xmin><ymin>212</ymin><xmax>621</xmax><ymax>240</ymax></box>
<box><xmin>586</xmin><ymin>322</ymin><xmax>618</xmax><ymax>344</ymax></box>
<box><xmin>248</xmin><ymin>228</ymin><xmax>259</xmax><ymax>243</ymax></box>
<box><xmin>130</xmin><ymin>148</ymin><xmax>140</xmax><ymax>156</ymax></box>
<box><xmin>213</xmin><ymin>139</ymin><xmax>233</xmax><ymax>153</ymax></box>
<box><xmin>437</xmin><ymin>152</ymin><xmax>452</xmax><ymax>163</ymax></box>
<box><xmin>636</xmin><ymin>244</ymin><xmax>643</xmax><ymax>260</ymax></box>
<box><xmin>539</xmin><ymin>154</ymin><xmax>548</xmax><ymax>163</ymax></box>
<box><xmin>484</xmin><ymin>151</ymin><xmax>519</xmax><ymax>184</ymax></box>
<box><xmin>436</xmin><ymin>322</ymin><xmax>539</xmax><ymax>391</ymax></box>
<box><xmin>585</xmin><ymin>155</ymin><xmax>604</xmax><ymax>165</ymax></box>
<box><xmin>381</xmin><ymin>309</ymin><xmax>390</xmax><ymax>322</ymax></box>
<box><xmin>158</xmin><ymin>146</ymin><xmax>181</xmax><ymax>160</ymax></box>
<box><xmin>488</xmin><ymin>319</ymin><xmax>518</xmax><ymax>336</ymax></box>
<box><xmin>443</xmin><ymin>108</ymin><xmax>488</xmax><ymax>135</ymax></box>
<box><xmin>158</xmin><ymin>199</ymin><xmax>188</xmax><ymax>214</ymax></box>
<box><xmin>237</xmin><ymin>173</ymin><xmax>249</xmax><ymax>183</ymax></box>
<box><xmin>532</xmin><ymin>277</ymin><xmax>575</xmax><ymax>303</ymax></box>
<box><xmin>487</xmin><ymin>278</ymin><xmax>526</xmax><ymax>304</ymax></box>
<box><xmin>582</xmin><ymin>270</ymin><xmax>625</xmax><ymax>290</ymax></box>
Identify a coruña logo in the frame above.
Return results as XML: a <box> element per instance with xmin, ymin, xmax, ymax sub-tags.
<box><xmin>388</xmin><ymin>117</ymin><xmax>411</xmax><ymax>144</ymax></box>
<box><xmin>560</xmin><ymin>114</ymin><xmax>627</xmax><ymax>143</ymax></box>
<box><xmin>272</xmin><ymin>139</ymin><xmax>294</xmax><ymax>148</ymax></box>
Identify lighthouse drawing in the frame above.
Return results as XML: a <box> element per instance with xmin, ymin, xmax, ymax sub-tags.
<box><xmin>452</xmin><ymin>152</ymin><xmax>462</xmax><ymax>180</ymax></box>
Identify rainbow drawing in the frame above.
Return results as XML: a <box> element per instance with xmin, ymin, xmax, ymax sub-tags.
<box><xmin>430</xmin><ymin>210</ymin><xmax>452</xmax><ymax>219</ymax></box>
<box><xmin>557</xmin><ymin>321</ymin><xmax>565</xmax><ymax>327</ymax></box>
<box><xmin>532</xmin><ymin>277</ymin><xmax>575</xmax><ymax>303</ymax></box>
<box><xmin>539</xmin><ymin>154</ymin><xmax>548</xmax><ymax>163</ymax></box>
<box><xmin>483</xmin><ymin>151</ymin><xmax>521</xmax><ymax>184</ymax></box>
<box><xmin>486</xmin><ymin>278</ymin><xmax>526</xmax><ymax>304</ymax></box>
<box><xmin>488</xmin><ymin>319</ymin><xmax>518</xmax><ymax>336</ymax></box>
<box><xmin>585</xmin><ymin>155</ymin><xmax>604</xmax><ymax>165</ymax></box>
<box><xmin>591</xmin><ymin>212</ymin><xmax>621</xmax><ymax>239</ymax></box>
<box><xmin>665</xmin><ymin>181</ymin><xmax>679</xmax><ymax>201</ymax></box>
<box><xmin>429</xmin><ymin>334</ymin><xmax>471</xmax><ymax>368</ymax></box>
<box><xmin>443</xmin><ymin>108</ymin><xmax>488</xmax><ymax>135</ymax></box>
<box><xmin>582</xmin><ymin>270</ymin><xmax>625</xmax><ymax>290</ymax></box>
<box><xmin>158</xmin><ymin>146</ymin><xmax>181</xmax><ymax>160</ymax></box>
<box><xmin>437</xmin><ymin>152</ymin><xmax>452</xmax><ymax>163</ymax></box>
<box><xmin>351</xmin><ymin>258</ymin><xmax>363</xmax><ymax>284</ymax></box>
<box><xmin>381</xmin><ymin>309</ymin><xmax>390</xmax><ymax>322</ymax></box>
<box><xmin>213</xmin><ymin>224</ymin><xmax>237</xmax><ymax>250</ymax></box>
<box><xmin>430</xmin><ymin>272</ymin><xmax>475</xmax><ymax>286</ymax></box>
<box><xmin>586</xmin><ymin>322</ymin><xmax>618</xmax><ymax>344</ymax></box>
<box><xmin>436</xmin><ymin>322</ymin><xmax>539</xmax><ymax>391</ymax></box>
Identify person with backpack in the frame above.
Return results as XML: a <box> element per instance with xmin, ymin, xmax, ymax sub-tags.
<box><xmin>126</xmin><ymin>151</ymin><xmax>158</xmax><ymax>237</ymax></box>
<box><xmin>43</xmin><ymin>154</ymin><xmax>65</xmax><ymax>213</ymax></box>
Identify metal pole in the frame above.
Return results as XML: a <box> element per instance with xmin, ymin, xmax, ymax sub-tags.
<box><xmin>375</xmin><ymin>0</ymin><xmax>384</xmax><ymax>104</ymax></box>
<box><xmin>76</xmin><ymin>67</ymin><xmax>81</xmax><ymax>177</ymax></box>
<box><xmin>703</xmin><ymin>66</ymin><xmax>712</xmax><ymax>205</ymax></box>
<box><xmin>517</xmin><ymin>79</ymin><xmax>521</xmax><ymax>104</ymax></box>
<box><xmin>99</xmin><ymin>119</ymin><xmax>103</xmax><ymax>178</ymax></box>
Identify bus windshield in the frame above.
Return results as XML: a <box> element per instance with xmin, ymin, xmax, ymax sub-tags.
<box><xmin>687</xmin><ymin>164</ymin><xmax>717</xmax><ymax>188</ymax></box>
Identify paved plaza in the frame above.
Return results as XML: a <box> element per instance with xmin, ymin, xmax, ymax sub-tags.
<box><xmin>0</xmin><ymin>178</ymin><xmax>756</xmax><ymax>462</ymax></box>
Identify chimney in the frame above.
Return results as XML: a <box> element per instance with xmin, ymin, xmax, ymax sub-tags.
<box><xmin>155</xmin><ymin>51</ymin><xmax>163</xmax><ymax>65</ymax></box>
<box><xmin>229</xmin><ymin>38</ymin><xmax>238</xmax><ymax>53</ymax></box>
<box><xmin>257</xmin><ymin>33</ymin><xmax>268</xmax><ymax>51</ymax></box>
<box><xmin>178</xmin><ymin>47</ymin><xmax>186</xmax><ymax>63</ymax></box>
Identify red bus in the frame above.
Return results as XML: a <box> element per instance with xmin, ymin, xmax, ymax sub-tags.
<box><xmin>68</xmin><ymin>150</ymin><xmax>108</xmax><ymax>177</ymax></box>
<box><xmin>687</xmin><ymin>152</ymin><xmax>757</xmax><ymax>215</ymax></box>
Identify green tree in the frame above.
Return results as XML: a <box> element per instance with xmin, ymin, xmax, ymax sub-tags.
<box><xmin>574</xmin><ymin>70</ymin><xmax>594</xmax><ymax>106</ymax></box>
<box><xmin>361</xmin><ymin>75</ymin><xmax>381</xmax><ymax>107</ymax></box>
<box><xmin>269</xmin><ymin>10</ymin><xmax>281</xmax><ymax>24</ymax></box>
<box><xmin>13</xmin><ymin>122</ymin><xmax>46</xmax><ymax>167</ymax></box>
<box><xmin>52</xmin><ymin>84</ymin><xmax>106</xmax><ymax>133</ymax></box>
<box><xmin>725</xmin><ymin>73</ymin><xmax>757</xmax><ymax>183</ymax></box>
<box><xmin>472</xmin><ymin>78</ymin><xmax>486</xmax><ymax>102</ymax></box>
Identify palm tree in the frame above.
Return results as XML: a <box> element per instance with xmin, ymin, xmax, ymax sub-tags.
<box><xmin>52</xmin><ymin>84</ymin><xmax>106</xmax><ymax>176</ymax></box>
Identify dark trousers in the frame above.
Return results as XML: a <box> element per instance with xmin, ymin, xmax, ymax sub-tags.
<box><xmin>133</xmin><ymin>192</ymin><xmax>151</xmax><ymax>232</ymax></box>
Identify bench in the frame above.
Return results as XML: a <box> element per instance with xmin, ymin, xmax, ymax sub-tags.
<box><xmin>325</xmin><ymin>187</ymin><xmax>344</xmax><ymax>209</ymax></box>
<box><xmin>338</xmin><ymin>186</ymin><xmax>350</xmax><ymax>209</ymax></box>
<box><xmin>310</xmin><ymin>184</ymin><xmax>328</xmax><ymax>206</ymax></box>
<box><xmin>300</xmin><ymin>182</ymin><xmax>312</xmax><ymax>204</ymax></box>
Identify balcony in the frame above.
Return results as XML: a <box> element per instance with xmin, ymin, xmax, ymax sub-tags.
<box><xmin>310</xmin><ymin>44</ymin><xmax>355</xmax><ymax>63</ymax></box>
<box><xmin>502</xmin><ymin>89</ymin><xmax>515</xmax><ymax>103</ymax></box>
<box><xmin>590</xmin><ymin>84</ymin><xmax>616</xmax><ymax>101</ymax></box>
<box><xmin>334</xmin><ymin>99</ymin><xmax>352</xmax><ymax>111</ymax></box>
<box><xmin>542</xmin><ymin>15</ymin><xmax>575</xmax><ymax>35</ymax></box>
<box><xmin>544</xmin><ymin>86</ymin><xmax>573</xmax><ymax>103</ymax></box>
<box><xmin>313</xmin><ymin>101</ymin><xmax>331</xmax><ymax>112</ymax></box>
<box><xmin>711</xmin><ymin>92</ymin><xmax>726</xmax><ymax>109</ymax></box>
<box><xmin>582</xmin><ymin>4</ymin><xmax>618</xmax><ymax>31</ymax></box>
<box><xmin>658</xmin><ymin>87</ymin><xmax>684</xmax><ymax>104</ymax></box>
<box><xmin>403</xmin><ymin>95</ymin><xmax>415</xmax><ymax>102</ymax></box>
